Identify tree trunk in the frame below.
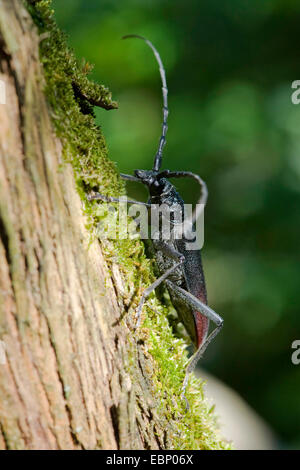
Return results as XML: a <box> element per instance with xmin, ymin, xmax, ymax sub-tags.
<box><xmin>0</xmin><ymin>0</ymin><xmax>228</xmax><ymax>450</ymax></box>
<box><xmin>0</xmin><ymin>0</ymin><xmax>126</xmax><ymax>450</ymax></box>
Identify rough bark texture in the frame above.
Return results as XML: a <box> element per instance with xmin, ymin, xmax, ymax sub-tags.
<box><xmin>0</xmin><ymin>0</ymin><xmax>161</xmax><ymax>450</ymax></box>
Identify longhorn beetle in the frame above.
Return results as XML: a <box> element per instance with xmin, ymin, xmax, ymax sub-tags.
<box><xmin>89</xmin><ymin>35</ymin><xmax>223</xmax><ymax>408</ymax></box>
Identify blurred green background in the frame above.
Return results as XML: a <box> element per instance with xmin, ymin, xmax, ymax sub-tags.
<box><xmin>52</xmin><ymin>0</ymin><xmax>300</xmax><ymax>448</ymax></box>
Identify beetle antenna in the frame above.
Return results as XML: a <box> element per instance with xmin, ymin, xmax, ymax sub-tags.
<box><xmin>122</xmin><ymin>34</ymin><xmax>168</xmax><ymax>172</ymax></box>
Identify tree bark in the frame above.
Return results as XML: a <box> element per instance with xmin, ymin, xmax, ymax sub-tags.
<box><xmin>0</xmin><ymin>0</ymin><xmax>228</xmax><ymax>451</ymax></box>
<box><xmin>0</xmin><ymin>0</ymin><xmax>141</xmax><ymax>450</ymax></box>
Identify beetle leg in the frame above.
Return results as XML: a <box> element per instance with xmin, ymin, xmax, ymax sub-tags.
<box><xmin>88</xmin><ymin>192</ymin><xmax>151</xmax><ymax>207</ymax></box>
<box><xmin>154</xmin><ymin>241</ymin><xmax>185</xmax><ymax>263</ymax></box>
<box><xmin>135</xmin><ymin>243</ymin><xmax>185</xmax><ymax>327</ymax></box>
<box><xmin>165</xmin><ymin>279</ymin><xmax>223</xmax><ymax>410</ymax></box>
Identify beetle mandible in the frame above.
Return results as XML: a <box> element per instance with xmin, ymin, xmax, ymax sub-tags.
<box><xmin>89</xmin><ymin>35</ymin><xmax>223</xmax><ymax>408</ymax></box>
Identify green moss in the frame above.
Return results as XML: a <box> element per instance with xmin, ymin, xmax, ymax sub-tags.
<box><xmin>26</xmin><ymin>0</ymin><xmax>230</xmax><ymax>450</ymax></box>
<box><xmin>26</xmin><ymin>0</ymin><xmax>121</xmax><ymax>201</ymax></box>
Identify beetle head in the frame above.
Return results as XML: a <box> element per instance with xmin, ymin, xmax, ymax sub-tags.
<box><xmin>134</xmin><ymin>169</ymin><xmax>169</xmax><ymax>196</ymax></box>
<box><xmin>134</xmin><ymin>169</ymin><xmax>156</xmax><ymax>185</ymax></box>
